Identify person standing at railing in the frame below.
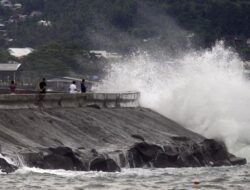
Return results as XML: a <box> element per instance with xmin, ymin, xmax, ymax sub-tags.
<box><xmin>39</xmin><ymin>78</ymin><xmax>47</xmax><ymax>94</ymax></box>
<box><xmin>37</xmin><ymin>78</ymin><xmax>47</xmax><ymax>107</ymax></box>
<box><xmin>9</xmin><ymin>80</ymin><xmax>16</xmax><ymax>94</ymax></box>
<box><xmin>69</xmin><ymin>81</ymin><xmax>78</xmax><ymax>94</ymax></box>
<box><xmin>81</xmin><ymin>78</ymin><xmax>87</xmax><ymax>93</ymax></box>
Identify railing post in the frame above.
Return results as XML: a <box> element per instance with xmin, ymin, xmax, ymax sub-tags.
<box><xmin>103</xmin><ymin>93</ymin><xmax>107</xmax><ymax>108</ymax></box>
<box><xmin>116</xmin><ymin>93</ymin><xmax>121</xmax><ymax>108</ymax></box>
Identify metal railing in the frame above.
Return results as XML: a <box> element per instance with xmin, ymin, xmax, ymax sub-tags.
<box><xmin>0</xmin><ymin>91</ymin><xmax>140</xmax><ymax>109</ymax></box>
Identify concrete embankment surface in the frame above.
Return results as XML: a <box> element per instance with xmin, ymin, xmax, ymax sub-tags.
<box><xmin>0</xmin><ymin>107</ymin><xmax>246</xmax><ymax>173</ymax></box>
<box><xmin>0</xmin><ymin>107</ymin><xmax>203</xmax><ymax>153</ymax></box>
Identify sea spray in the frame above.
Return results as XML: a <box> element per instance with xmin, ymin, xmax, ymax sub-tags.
<box><xmin>0</xmin><ymin>154</ymin><xmax>16</xmax><ymax>166</ymax></box>
<box><xmin>95</xmin><ymin>41</ymin><xmax>250</xmax><ymax>160</ymax></box>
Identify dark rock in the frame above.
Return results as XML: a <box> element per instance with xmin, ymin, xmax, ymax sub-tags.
<box><xmin>176</xmin><ymin>153</ymin><xmax>202</xmax><ymax>167</ymax></box>
<box><xmin>118</xmin><ymin>153</ymin><xmax>126</xmax><ymax>168</ymax></box>
<box><xmin>22</xmin><ymin>152</ymin><xmax>44</xmax><ymax>168</ymax></box>
<box><xmin>89</xmin><ymin>157</ymin><xmax>121</xmax><ymax>172</ymax></box>
<box><xmin>192</xmin><ymin>151</ymin><xmax>206</xmax><ymax>166</ymax></box>
<box><xmin>133</xmin><ymin>142</ymin><xmax>164</xmax><ymax>161</ymax></box>
<box><xmin>91</xmin><ymin>149</ymin><xmax>99</xmax><ymax>157</ymax></box>
<box><xmin>23</xmin><ymin>147</ymin><xmax>86</xmax><ymax>171</ymax></box>
<box><xmin>202</xmin><ymin>139</ymin><xmax>231</xmax><ymax>166</ymax></box>
<box><xmin>127</xmin><ymin>138</ymin><xmax>241</xmax><ymax>168</ymax></box>
<box><xmin>74</xmin><ymin>149</ymin><xmax>99</xmax><ymax>170</ymax></box>
<box><xmin>131</xmin><ymin>134</ymin><xmax>145</xmax><ymax>141</ymax></box>
<box><xmin>86</xmin><ymin>104</ymin><xmax>101</xmax><ymax>109</ymax></box>
<box><xmin>44</xmin><ymin>147</ymin><xmax>86</xmax><ymax>170</ymax></box>
<box><xmin>0</xmin><ymin>158</ymin><xmax>17</xmax><ymax>173</ymax></box>
<box><xmin>187</xmin><ymin>142</ymin><xmax>207</xmax><ymax>166</ymax></box>
<box><xmin>229</xmin><ymin>155</ymin><xmax>247</xmax><ymax>165</ymax></box>
<box><xmin>43</xmin><ymin>154</ymin><xmax>75</xmax><ymax>170</ymax></box>
<box><xmin>128</xmin><ymin>142</ymin><xmax>164</xmax><ymax>168</ymax></box>
<box><xmin>164</xmin><ymin>145</ymin><xmax>178</xmax><ymax>155</ymax></box>
<box><xmin>164</xmin><ymin>143</ymin><xmax>202</xmax><ymax>167</ymax></box>
<box><xmin>162</xmin><ymin>140</ymin><xmax>235</xmax><ymax>167</ymax></box>
<box><xmin>153</xmin><ymin>152</ymin><xmax>178</xmax><ymax>168</ymax></box>
<box><xmin>48</xmin><ymin>147</ymin><xmax>73</xmax><ymax>156</ymax></box>
<box><xmin>127</xmin><ymin>148</ymin><xmax>145</xmax><ymax>168</ymax></box>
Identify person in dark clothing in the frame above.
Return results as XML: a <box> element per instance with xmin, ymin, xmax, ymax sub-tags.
<box><xmin>81</xmin><ymin>78</ymin><xmax>87</xmax><ymax>93</ymax></box>
<box><xmin>39</xmin><ymin>78</ymin><xmax>46</xmax><ymax>94</ymax></box>
<box><xmin>37</xmin><ymin>78</ymin><xmax>46</xmax><ymax>107</ymax></box>
<box><xmin>9</xmin><ymin>80</ymin><xmax>16</xmax><ymax>94</ymax></box>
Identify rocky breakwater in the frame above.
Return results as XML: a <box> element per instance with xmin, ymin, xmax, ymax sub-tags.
<box><xmin>0</xmin><ymin>106</ymin><xmax>246</xmax><ymax>173</ymax></box>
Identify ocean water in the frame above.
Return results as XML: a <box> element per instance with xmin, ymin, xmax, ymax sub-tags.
<box><xmin>1</xmin><ymin>164</ymin><xmax>250</xmax><ymax>190</ymax></box>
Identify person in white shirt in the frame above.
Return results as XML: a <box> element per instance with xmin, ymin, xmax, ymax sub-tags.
<box><xmin>69</xmin><ymin>81</ymin><xmax>78</xmax><ymax>94</ymax></box>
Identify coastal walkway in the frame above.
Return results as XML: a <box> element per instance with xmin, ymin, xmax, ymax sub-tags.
<box><xmin>0</xmin><ymin>92</ymin><xmax>140</xmax><ymax>109</ymax></box>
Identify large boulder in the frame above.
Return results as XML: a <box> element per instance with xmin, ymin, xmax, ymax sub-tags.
<box><xmin>228</xmin><ymin>154</ymin><xmax>247</xmax><ymax>166</ymax></box>
<box><xmin>89</xmin><ymin>157</ymin><xmax>121</xmax><ymax>172</ymax></box>
<box><xmin>153</xmin><ymin>152</ymin><xmax>178</xmax><ymax>168</ymax></box>
<box><xmin>154</xmin><ymin>143</ymin><xmax>203</xmax><ymax>168</ymax></box>
<box><xmin>0</xmin><ymin>158</ymin><xmax>17</xmax><ymax>173</ymax></box>
<box><xmin>176</xmin><ymin>152</ymin><xmax>202</xmax><ymax>167</ymax></box>
<box><xmin>201</xmin><ymin>139</ymin><xmax>231</xmax><ymax>166</ymax></box>
<box><xmin>127</xmin><ymin>139</ymin><xmax>246</xmax><ymax>169</ymax></box>
<box><xmin>127</xmin><ymin>142</ymin><xmax>164</xmax><ymax>167</ymax></box>
<box><xmin>23</xmin><ymin>147</ymin><xmax>86</xmax><ymax>171</ymax></box>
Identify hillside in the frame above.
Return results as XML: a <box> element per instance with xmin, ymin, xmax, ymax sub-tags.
<box><xmin>0</xmin><ymin>0</ymin><xmax>250</xmax><ymax>81</ymax></box>
<box><xmin>0</xmin><ymin>0</ymin><xmax>249</xmax><ymax>53</ymax></box>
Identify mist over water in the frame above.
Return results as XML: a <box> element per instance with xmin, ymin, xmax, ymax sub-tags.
<box><xmin>95</xmin><ymin>42</ymin><xmax>250</xmax><ymax>160</ymax></box>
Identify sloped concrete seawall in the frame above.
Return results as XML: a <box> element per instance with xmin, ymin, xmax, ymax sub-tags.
<box><xmin>0</xmin><ymin>92</ymin><xmax>140</xmax><ymax>109</ymax></box>
<box><xmin>0</xmin><ymin>92</ymin><xmax>246</xmax><ymax>173</ymax></box>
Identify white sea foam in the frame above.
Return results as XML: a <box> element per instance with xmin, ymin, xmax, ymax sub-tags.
<box><xmin>95</xmin><ymin>41</ymin><xmax>250</xmax><ymax>160</ymax></box>
<box><xmin>14</xmin><ymin>167</ymin><xmax>161</xmax><ymax>180</ymax></box>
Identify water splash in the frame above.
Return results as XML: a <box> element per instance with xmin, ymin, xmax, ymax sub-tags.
<box><xmin>0</xmin><ymin>154</ymin><xmax>16</xmax><ymax>166</ymax></box>
<box><xmin>95</xmin><ymin>41</ymin><xmax>250</xmax><ymax>159</ymax></box>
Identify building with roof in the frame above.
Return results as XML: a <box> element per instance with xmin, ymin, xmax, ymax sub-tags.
<box><xmin>38</xmin><ymin>20</ymin><xmax>52</xmax><ymax>27</ymax></box>
<box><xmin>0</xmin><ymin>61</ymin><xmax>21</xmax><ymax>83</ymax></box>
<box><xmin>89</xmin><ymin>50</ymin><xmax>122</xmax><ymax>59</ymax></box>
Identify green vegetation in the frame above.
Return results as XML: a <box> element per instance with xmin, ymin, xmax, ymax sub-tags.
<box><xmin>2</xmin><ymin>0</ymin><xmax>248</xmax><ymax>49</ymax></box>
<box><xmin>6</xmin><ymin>0</ymin><xmax>138</xmax><ymax>49</ymax></box>
<box><xmin>0</xmin><ymin>49</ymin><xmax>11</xmax><ymax>62</ymax></box>
<box><xmin>20</xmin><ymin>43</ymin><xmax>106</xmax><ymax>80</ymax></box>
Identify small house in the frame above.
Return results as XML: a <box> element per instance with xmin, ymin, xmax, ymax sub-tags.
<box><xmin>0</xmin><ymin>61</ymin><xmax>21</xmax><ymax>85</ymax></box>
<box><xmin>90</xmin><ymin>50</ymin><xmax>122</xmax><ymax>59</ymax></box>
<box><xmin>38</xmin><ymin>20</ymin><xmax>51</xmax><ymax>27</ymax></box>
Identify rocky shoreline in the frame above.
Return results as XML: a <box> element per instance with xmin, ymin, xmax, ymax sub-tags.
<box><xmin>0</xmin><ymin>107</ymin><xmax>246</xmax><ymax>173</ymax></box>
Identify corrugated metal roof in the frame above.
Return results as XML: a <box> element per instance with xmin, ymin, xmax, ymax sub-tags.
<box><xmin>0</xmin><ymin>63</ymin><xmax>21</xmax><ymax>71</ymax></box>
